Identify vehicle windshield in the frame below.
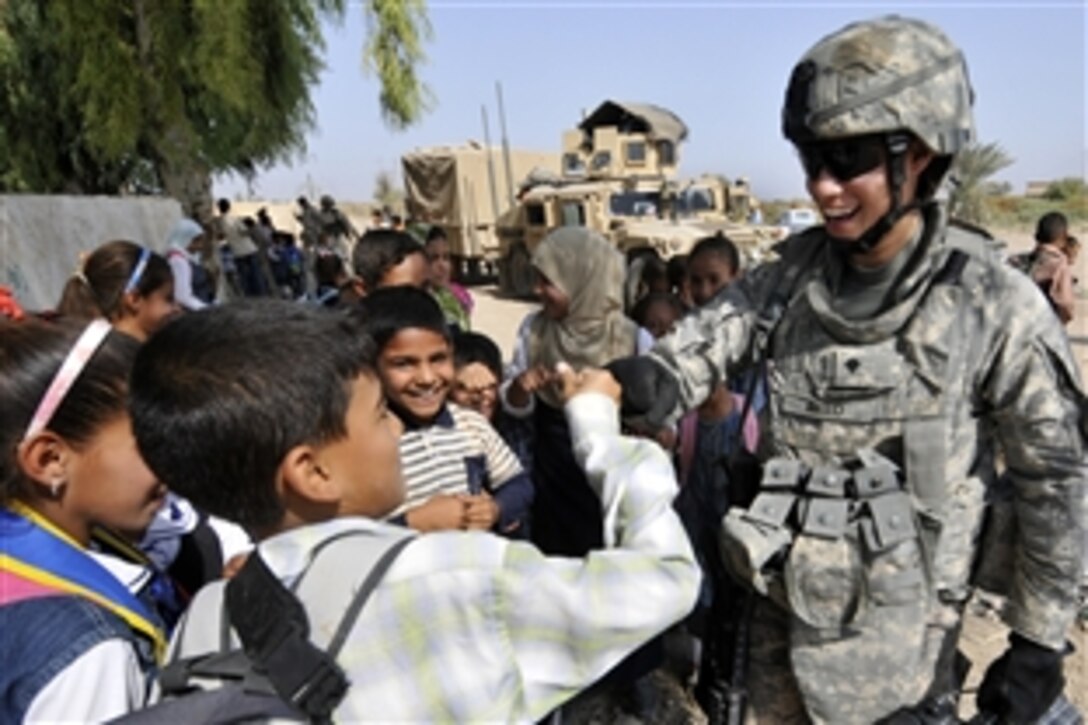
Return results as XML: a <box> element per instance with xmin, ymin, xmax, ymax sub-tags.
<box><xmin>610</xmin><ymin>190</ymin><xmax>660</xmax><ymax>218</ymax></box>
<box><xmin>676</xmin><ymin>186</ymin><xmax>716</xmax><ymax>215</ymax></box>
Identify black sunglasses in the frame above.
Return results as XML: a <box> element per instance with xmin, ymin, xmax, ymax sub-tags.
<box><xmin>798</xmin><ymin>135</ymin><xmax>886</xmax><ymax>182</ymax></box>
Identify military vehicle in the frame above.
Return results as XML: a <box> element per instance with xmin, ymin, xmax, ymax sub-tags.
<box><xmin>401</xmin><ymin>143</ymin><xmax>560</xmax><ymax>282</ymax></box>
<box><xmin>495</xmin><ymin>101</ymin><xmax>781</xmax><ymax>296</ymax></box>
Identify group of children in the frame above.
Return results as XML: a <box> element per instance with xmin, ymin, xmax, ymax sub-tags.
<box><xmin>0</xmin><ymin>219</ymin><xmax>767</xmax><ymax>722</ymax></box>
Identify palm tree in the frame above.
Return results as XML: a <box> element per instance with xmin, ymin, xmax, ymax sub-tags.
<box><xmin>947</xmin><ymin>142</ymin><xmax>1014</xmax><ymax>224</ymax></box>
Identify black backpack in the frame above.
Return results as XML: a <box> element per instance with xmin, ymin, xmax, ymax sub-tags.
<box><xmin>113</xmin><ymin>534</ymin><xmax>413</xmax><ymax>724</ymax></box>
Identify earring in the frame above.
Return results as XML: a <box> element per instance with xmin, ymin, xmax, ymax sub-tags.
<box><xmin>49</xmin><ymin>478</ymin><xmax>65</xmax><ymax>498</ymax></box>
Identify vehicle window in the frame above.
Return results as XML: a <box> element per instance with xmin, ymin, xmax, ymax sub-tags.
<box><xmin>656</xmin><ymin>140</ymin><xmax>675</xmax><ymax>166</ymax></box>
<box><xmin>563</xmin><ymin>153</ymin><xmax>585</xmax><ymax>176</ymax></box>
<box><xmin>560</xmin><ymin>202</ymin><xmax>586</xmax><ymax>227</ymax></box>
<box><xmin>625</xmin><ymin>142</ymin><xmax>646</xmax><ymax>165</ymax></box>
<box><xmin>678</xmin><ymin>187</ymin><xmax>715</xmax><ymax>213</ymax></box>
<box><xmin>610</xmin><ymin>191</ymin><xmax>661</xmax><ymax>217</ymax></box>
<box><xmin>526</xmin><ymin>204</ymin><xmax>546</xmax><ymax>226</ymax></box>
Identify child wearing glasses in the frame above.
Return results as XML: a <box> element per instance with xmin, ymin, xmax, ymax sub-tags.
<box><xmin>0</xmin><ymin>319</ymin><xmax>166</xmax><ymax>722</ymax></box>
<box><xmin>452</xmin><ymin>331</ymin><xmax>535</xmax><ymax>476</ymax></box>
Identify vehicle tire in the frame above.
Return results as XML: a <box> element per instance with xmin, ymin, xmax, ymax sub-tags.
<box><xmin>500</xmin><ymin>243</ymin><xmax>534</xmax><ymax>298</ymax></box>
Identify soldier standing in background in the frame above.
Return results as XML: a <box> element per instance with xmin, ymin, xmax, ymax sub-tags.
<box><xmin>608</xmin><ymin>15</ymin><xmax>1085</xmax><ymax>723</ymax></box>
<box><xmin>318</xmin><ymin>194</ymin><xmax>359</xmax><ymax>263</ymax></box>
<box><xmin>295</xmin><ymin>196</ymin><xmax>323</xmax><ymax>295</ymax></box>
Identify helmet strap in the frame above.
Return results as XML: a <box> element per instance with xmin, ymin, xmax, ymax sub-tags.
<box><xmin>839</xmin><ymin>133</ymin><xmax>919</xmax><ymax>256</ymax></box>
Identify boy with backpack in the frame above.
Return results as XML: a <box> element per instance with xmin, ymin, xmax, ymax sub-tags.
<box><xmin>127</xmin><ymin>301</ymin><xmax>700</xmax><ymax>722</ymax></box>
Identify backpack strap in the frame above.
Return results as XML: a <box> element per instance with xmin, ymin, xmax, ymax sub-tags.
<box><xmin>222</xmin><ymin>531</ymin><xmax>414</xmax><ymax>721</ymax></box>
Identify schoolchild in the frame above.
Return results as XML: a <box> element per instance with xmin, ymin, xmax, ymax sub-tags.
<box><xmin>351</xmin><ymin>228</ymin><xmax>428</xmax><ymax>294</ymax></box>
<box><xmin>164</xmin><ymin>218</ymin><xmax>215</xmax><ymax>311</ymax></box>
<box><xmin>313</xmin><ymin>250</ymin><xmax>363</xmax><ymax>308</ymax></box>
<box><xmin>631</xmin><ymin>291</ymin><xmax>684</xmax><ymax>340</ymax></box>
<box><xmin>452</xmin><ymin>331</ymin><xmax>535</xmax><ymax>475</ymax></box>
<box><xmin>57</xmin><ymin>239</ymin><xmax>178</xmax><ymax>341</ymax></box>
<box><xmin>424</xmin><ymin>226</ymin><xmax>474</xmax><ymax>332</ymax></box>
<box><xmin>667</xmin><ymin>253</ymin><xmax>693</xmax><ymax>309</ymax></box>
<box><xmin>0</xmin><ymin>318</ymin><xmax>166</xmax><ymax>722</ymax></box>
<box><xmin>358</xmin><ymin>287</ymin><xmax>533</xmax><ymax>537</ymax></box>
<box><xmin>128</xmin><ymin>300</ymin><xmax>700</xmax><ymax>722</ymax></box>
<box><xmin>268</xmin><ymin>232</ymin><xmax>306</xmax><ymax>298</ymax></box>
<box><xmin>501</xmin><ymin>226</ymin><xmax>653</xmax><ymax>557</ymax></box>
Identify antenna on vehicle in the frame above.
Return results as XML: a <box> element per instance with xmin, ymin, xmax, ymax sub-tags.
<box><xmin>496</xmin><ymin>82</ymin><xmax>516</xmax><ymax>207</ymax></box>
<box><xmin>481</xmin><ymin>105</ymin><xmax>501</xmax><ymax>222</ymax></box>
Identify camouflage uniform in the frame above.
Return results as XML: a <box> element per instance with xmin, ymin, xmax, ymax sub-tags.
<box><xmin>645</xmin><ymin>16</ymin><xmax>1086</xmax><ymax>724</ymax></box>
<box><xmin>318</xmin><ymin>195</ymin><xmax>358</xmax><ymax>263</ymax></box>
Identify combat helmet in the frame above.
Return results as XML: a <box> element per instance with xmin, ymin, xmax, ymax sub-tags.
<box><xmin>782</xmin><ymin>16</ymin><xmax>974</xmax><ymax>247</ymax></box>
<box><xmin>320</xmin><ymin>194</ymin><xmax>335</xmax><ymax>209</ymax></box>
<box><xmin>783</xmin><ymin>16</ymin><xmax>973</xmax><ymax>155</ymax></box>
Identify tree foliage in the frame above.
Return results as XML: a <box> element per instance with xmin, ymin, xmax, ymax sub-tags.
<box><xmin>0</xmin><ymin>0</ymin><xmax>430</xmax><ymax>214</ymax></box>
<box><xmin>373</xmin><ymin>169</ymin><xmax>404</xmax><ymax>212</ymax></box>
<box><xmin>947</xmin><ymin>141</ymin><xmax>1014</xmax><ymax>224</ymax></box>
<box><xmin>1043</xmin><ymin>177</ymin><xmax>1088</xmax><ymax>202</ymax></box>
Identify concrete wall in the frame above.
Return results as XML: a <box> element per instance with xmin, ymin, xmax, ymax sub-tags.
<box><xmin>0</xmin><ymin>195</ymin><xmax>182</xmax><ymax>312</ymax></box>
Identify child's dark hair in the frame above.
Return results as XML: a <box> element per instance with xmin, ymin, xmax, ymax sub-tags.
<box><xmin>356</xmin><ymin>286</ymin><xmax>450</xmax><ymax>350</ymax></box>
<box><xmin>640</xmin><ymin>255</ymin><xmax>669</xmax><ymax>291</ymax></box>
<box><xmin>453</xmin><ymin>332</ymin><xmax>503</xmax><ymax>381</ymax></box>
<box><xmin>57</xmin><ymin>240</ymin><xmax>172</xmax><ymax>321</ymax></box>
<box><xmin>689</xmin><ymin>233</ymin><xmax>741</xmax><ymax>275</ymax></box>
<box><xmin>1035</xmin><ymin>212</ymin><xmax>1068</xmax><ymax>245</ymax></box>
<box><xmin>0</xmin><ymin>318</ymin><xmax>139</xmax><ymax>502</ymax></box>
<box><xmin>314</xmin><ymin>251</ymin><xmax>347</xmax><ymax>289</ymax></box>
<box><xmin>630</xmin><ymin>292</ymin><xmax>684</xmax><ymax>328</ymax></box>
<box><xmin>129</xmin><ymin>301</ymin><xmax>377</xmax><ymax>532</ymax></box>
<box><xmin>217</xmin><ymin>198</ymin><xmax>231</xmax><ymax>214</ymax></box>
<box><xmin>351</xmin><ymin>229</ymin><xmax>425</xmax><ymax>291</ymax></box>
<box><xmin>425</xmin><ymin>226</ymin><xmax>448</xmax><ymax>244</ymax></box>
<box><xmin>667</xmin><ymin>255</ymin><xmax>688</xmax><ymax>291</ymax></box>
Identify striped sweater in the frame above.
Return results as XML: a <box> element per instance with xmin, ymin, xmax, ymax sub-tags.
<box><xmin>388</xmin><ymin>403</ymin><xmax>533</xmax><ymax>534</ymax></box>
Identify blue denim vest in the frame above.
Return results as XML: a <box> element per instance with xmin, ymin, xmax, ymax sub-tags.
<box><xmin>0</xmin><ymin>596</ymin><xmax>154</xmax><ymax>722</ymax></box>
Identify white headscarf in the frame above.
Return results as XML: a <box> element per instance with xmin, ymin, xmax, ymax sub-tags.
<box><xmin>165</xmin><ymin>218</ymin><xmax>205</xmax><ymax>256</ymax></box>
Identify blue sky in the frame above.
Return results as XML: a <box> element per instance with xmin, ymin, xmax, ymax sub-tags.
<box><xmin>215</xmin><ymin>0</ymin><xmax>1087</xmax><ymax>203</ymax></box>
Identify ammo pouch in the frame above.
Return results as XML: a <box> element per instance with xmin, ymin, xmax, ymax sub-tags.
<box><xmin>719</xmin><ymin>451</ymin><xmax>929</xmax><ymax>629</ymax></box>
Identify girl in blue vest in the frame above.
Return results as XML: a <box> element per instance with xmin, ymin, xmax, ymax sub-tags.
<box><xmin>0</xmin><ymin>317</ymin><xmax>167</xmax><ymax>722</ymax></box>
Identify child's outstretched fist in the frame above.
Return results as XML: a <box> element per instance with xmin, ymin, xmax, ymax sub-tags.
<box><xmin>555</xmin><ymin>363</ymin><xmax>621</xmax><ymax>406</ymax></box>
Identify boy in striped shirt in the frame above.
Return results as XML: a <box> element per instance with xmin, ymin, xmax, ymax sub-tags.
<box><xmin>358</xmin><ymin>287</ymin><xmax>534</xmax><ymax>536</ymax></box>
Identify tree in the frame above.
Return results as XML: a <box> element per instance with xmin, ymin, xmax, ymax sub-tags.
<box><xmin>947</xmin><ymin>142</ymin><xmax>1014</xmax><ymax>224</ymax></box>
<box><xmin>1043</xmin><ymin>177</ymin><xmax>1088</xmax><ymax>202</ymax></box>
<box><xmin>0</xmin><ymin>0</ymin><xmax>431</xmax><ymax>217</ymax></box>
<box><xmin>373</xmin><ymin>169</ymin><xmax>404</xmax><ymax>213</ymax></box>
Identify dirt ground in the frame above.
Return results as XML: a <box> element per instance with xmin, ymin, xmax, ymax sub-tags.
<box><xmin>468</xmin><ymin>224</ymin><xmax>1088</xmax><ymax>717</ymax></box>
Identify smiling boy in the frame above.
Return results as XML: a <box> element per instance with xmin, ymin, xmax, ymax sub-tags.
<box><xmin>359</xmin><ymin>287</ymin><xmax>534</xmax><ymax>536</ymax></box>
<box><xmin>129</xmin><ymin>300</ymin><xmax>699</xmax><ymax>721</ymax></box>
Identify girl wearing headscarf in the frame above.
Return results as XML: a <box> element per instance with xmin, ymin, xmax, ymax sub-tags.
<box><xmin>500</xmin><ymin>227</ymin><xmax>653</xmax><ymax>556</ymax></box>
<box><xmin>164</xmin><ymin>219</ymin><xmax>215</xmax><ymax>311</ymax></box>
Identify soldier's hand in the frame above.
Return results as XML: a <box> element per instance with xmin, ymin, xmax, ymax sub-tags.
<box><xmin>555</xmin><ymin>363</ymin><xmax>622</xmax><ymax>405</ymax></box>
